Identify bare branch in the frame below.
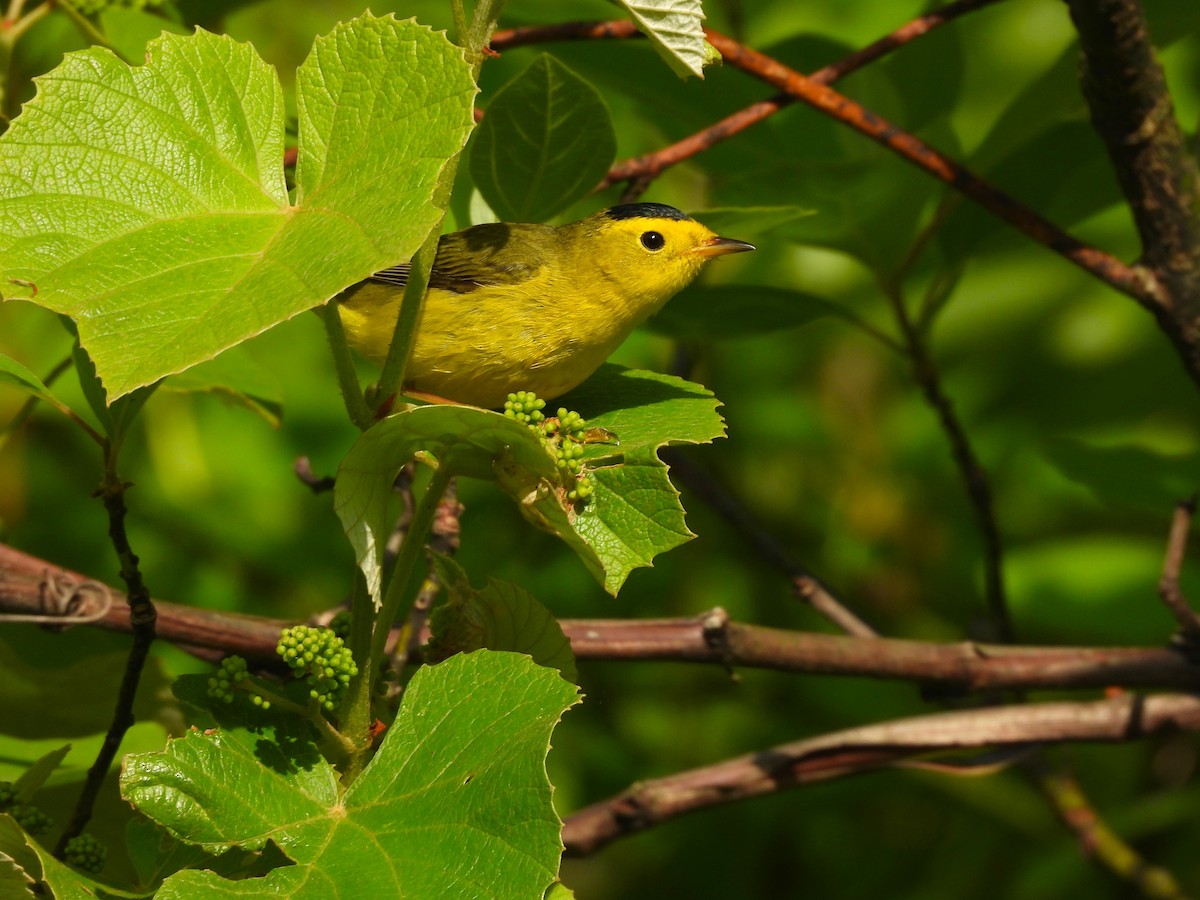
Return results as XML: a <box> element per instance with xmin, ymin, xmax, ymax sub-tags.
<box><xmin>562</xmin><ymin>693</ymin><xmax>1200</xmax><ymax>855</ymax></box>
<box><xmin>1159</xmin><ymin>497</ymin><xmax>1200</xmax><ymax>641</ymax></box>
<box><xmin>1065</xmin><ymin>0</ymin><xmax>1200</xmax><ymax>360</ymax></box>
<box><xmin>884</xmin><ymin>283</ymin><xmax>1011</xmax><ymax>641</ymax></box>
<box><xmin>663</xmin><ymin>450</ymin><xmax>876</xmax><ymax>636</ymax></box>
<box><xmin>698</xmin><ymin>29</ymin><xmax>1169</xmax><ymax>328</ymax></box>
<box><xmin>4</xmin><ymin>543</ymin><xmax>1198</xmax><ymax>693</ymax></box>
<box><xmin>1032</xmin><ymin>759</ymin><xmax>1188</xmax><ymax>899</ymax></box>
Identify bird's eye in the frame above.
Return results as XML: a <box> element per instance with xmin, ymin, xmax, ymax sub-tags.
<box><xmin>640</xmin><ymin>231</ymin><xmax>665</xmax><ymax>251</ymax></box>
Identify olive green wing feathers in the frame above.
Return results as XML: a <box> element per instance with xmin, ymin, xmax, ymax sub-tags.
<box><xmin>365</xmin><ymin>222</ymin><xmax>554</xmax><ymax>295</ymax></box>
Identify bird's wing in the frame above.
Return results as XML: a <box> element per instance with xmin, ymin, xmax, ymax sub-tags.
<box><xmin>364</xmin><ymin>223</ymin><xmax>552</xmax><ymax>295</ymax></box>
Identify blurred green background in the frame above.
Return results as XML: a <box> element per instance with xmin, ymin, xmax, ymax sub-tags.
<box><xmin>2</xmin><ymin>0</ymin><xmax>1200</xmax><ymax>896</ymax></box>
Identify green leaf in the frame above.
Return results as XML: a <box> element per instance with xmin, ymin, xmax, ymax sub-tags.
<box><xmin>1040</xmin><ymin>439</ymin><xmax>1200</xmax><ymax>510</ymax></box>
<box><xmin>556</xmin><ymin>364</ymin><xmax>726</xmax><ymax>458</ymax></box>
<box><xmin>471</xmin><ymin>55</ymin><xmax>616</xmax><ymax>222</ymax></box>
<box><xmin>617</xmin><ymin>0</ymin><xmax>710</xmax><ymax>78</ymax></box>
<box><xmin>0</xmin><ymin>15</ymin><xmax>476</xmax><ymax>399</ymax></box>
<box><xmin>0</xmin><ymin>816</ymin><xmax>38</xmax><ymax>897</ymax></box>
<box><xmin>0</xmin><ymin>814</ymin><xmax>113</xmax><ymax>900</ymax></box>
<box><xmin>0</xmin><ymin>853</ymin><xmax>34</xmax><ymax>900</ymax></box>
<box><xmin>161</xmin><ymin>348</ymin><xmax>283</xmax><ymax>428</ymax></box>
<box><xmin>571</xmin><ymin>460</ymin><xmax>696</xmax><ymax>593</ymax></box>
<box><xmin>428</xmin><ymin>556</ymin><xmax>578</xmax><ymax>683</ymax></box>
<box><xmin>335</xmin><ymin>405</ymin><xmax>558</xmax><ymax>605</ymax></box>
<box><xmin>689</xmin><ymin>206</ymin><xmax>815</xmax><ymax>239</ymax></box>
<box><xmin>12</xmin><ymin>746</ymin><xmax>70</xmax><ymax>804</ymax></box>
<box><xmin>124</xmin><ymin>653</ymin><xmax>580</xmax><ymax>900</ymax></box>
<box><xmin>0</xmin><ymin>355</ymin><xmax>58</xmax><ymax>407</ymax></box>
<box><xmin>336</xmin><ymin>366</ymin><xmax>725</xmax><ymax>597</ymax></box>
<box><xmin>0</xmin><ymin>634</ymin><xmax>180</xmax><ymax>740</ymax></box>
<box><xmin>647</xmin><ymin>284</ymin><xmax>840</xmax><ymax>340</ymax></box>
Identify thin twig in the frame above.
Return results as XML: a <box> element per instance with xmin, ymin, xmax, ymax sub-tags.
<box><xmin>562</xmin><ymin>692</ymin><xmax>1200</xmax><ymax>856</ymax></box>
<box><xmin>698</xmin><ymin>29</ymin><xmax>1167</xmax><ymax>322</ymax></box>
<box><xmin>388</xmin><ymin>479</ymin><xmax>462</xmax><ymax>683</ymax></box>
<box><xmin>792</xmin><ymin>575</ymin><xmax>878</xmax><ymax>639</ymax></box>
<box><xmin>490</xmin><ymin>19</ymin><xmax>642</xmax><ymax>50</ymax></box>
<box><xmin>663</xmin><ymin>450</ymin><xmax>876</xmax><ymax>637</ymax></box>
<box><xmin>882</xmin><ymin>281</ymin><xmax>1011</xmax><ymax>642</ymax></box>
<box><xmin>1158</xmin><ymin>497</ymin><xmax>1200</xmax><ymax>641</ymax></box>
<box><xmin>50</xmin><ymin>0</ymin><xmax>130</xmax><ymax>64</ymax></box>
<box><xmin>601</xmin><ymin>0</ymin><xmax>1007</xmax><ymax>191</ymax></box>
<box><xmin>56</xmin><ymin>478</ymin><xmax>156</xmax><ymax>853</ymax></box>
<box><xmin>294</xmin><ymin>456</ymin><xmax>336</xmax><ymax>494</ymax></box>
<box><xmin>1032</xmin><ymin>758</ymin><xmax>1188</xmax><ymax>899</ymax></box>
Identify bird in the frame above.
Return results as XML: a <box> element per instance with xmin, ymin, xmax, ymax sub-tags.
<box><xmin>337</xmin><ymin>202</ymin><xmax>754</xmax><ymax>409</ymax></box>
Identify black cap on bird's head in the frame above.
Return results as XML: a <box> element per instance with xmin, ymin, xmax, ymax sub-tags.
<box><xmin>598</xmin><ymin>201</ymin><xmax>755</xmax><ymax>258</ymax></box>
<box><xmin>604</xmin><ymin>203</ymin><xmax>692</xmax><ymax>222</ymax></box>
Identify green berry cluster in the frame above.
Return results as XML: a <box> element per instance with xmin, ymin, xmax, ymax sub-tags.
<box><xmin>567</xmin><ymin>473</ymin><xmax>595</xmax><ymax>502</ymax></box>
<box><xmin>207</xmin><ymin>655</ymin><xmax>254</xmax><ymax>704</ymax></box>
<box><xmin>503</xmin><ymin>390</ymin><xmax>546</xmax><ymax>426</ymax></box>
<box><xmin>0</xmin><ymin>781</ymin><xmax>51</xmax><ymax>836</ymax></box>
<box><xmin>64</xmin><ymin>834</ymin><xmax>107</xmax><ymax>874</ymax></box>
<box><xmin>11</xmin><ymin>803</ymin><xmax>51</xmax><ymax>836</ymax></box>
<box><xmin>544</xmin><ymin>408</ymin><xmax>587</xmax><ymax>440</ymax></box>
<box><xmin>505</xmin><ymin>393</ymin><xmax>596</xmax><ymax>504</ymax></box>
<box><xmin>277</xmin><ymin>626</ymin><xmax>358</xmax><ymax>712</ymax></box>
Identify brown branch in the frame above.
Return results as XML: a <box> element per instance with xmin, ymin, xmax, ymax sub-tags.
<box><xmin>487</xmin><ymin>16</ymin><xmax>1184</xmax><ymax>383</ymax></box>
<box><xmin>562</xmin><ymin>692</ymin><xmax>1200</xmax><ymax>856</ymax></box>
<box><xmin>490</xmin><ymin>19</ymin><xmax>640</xmax><ymax>49</ymax></box>
<box><xmin>4</xmin><ymin>544</ymin><xmax>1198</xmax><ymax>693</ymax></box>
<box><xmin>0</xmin><ymin>543</ymin><xmax>283</xmax><ymax>665</ymax></box>
<box><xmin>1065</xmin><ymin>0</ymin><xmax>1200</xmax><ymax>365</ymax></box>
<box><xmin>1032</xmin><ymin>759</ymin><xmax>1188</xmax><ymax>899</ymax></box>
<box><xmin>1159</xmin><ymin>497</ymin><xmax>1200</xmax><ymax>641</ymax></box>
<box><xmin>602</xmin><ymin>0</ymin><xmax>1006</xmax><ymax>190</ymax></box>
<box><xmin>698</xmin><ymin>30</ymin><xmax>1167</xmax><ymax>318</ymax></box>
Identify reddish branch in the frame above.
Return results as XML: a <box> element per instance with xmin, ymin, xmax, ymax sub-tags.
<box><xmin>698</xmin><ymin>31</ymin><xmax>1164</xmax><ymax>314</ymax></box>
<box><xmin>3</xmin><ymin>542</ymin><xmax>1198</xmax><ymax>692</ymax></box>
<box><xmin>562</xmin><ymin>692</ymin><xmax>1200</xmax><ymax>855</ymax></box>
<box><xmin>489</xmin><ymin>13</ymin><xmax>1200</xmax><ymax>388</ymax></box>
<box><xmin>599</xmin><ymin>0</ymin><xmax>1006</xmax><ymax>188</ymax></box>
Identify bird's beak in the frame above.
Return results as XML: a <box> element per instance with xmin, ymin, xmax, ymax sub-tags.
<box><xmin>693</xmin><ymin>236</ymin><xmax>756</xmax><ymax>257</ymax></box>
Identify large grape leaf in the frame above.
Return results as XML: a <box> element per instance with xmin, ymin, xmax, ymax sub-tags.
<box><xmin>0</xmin><ymin>14</ymin><xmax>476</xmax><ymax>399</ymax></box>
<box><xmin>122</xmin><ymin>652</ymin><xmax>579</xmax><ymax>900</ymax></box>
